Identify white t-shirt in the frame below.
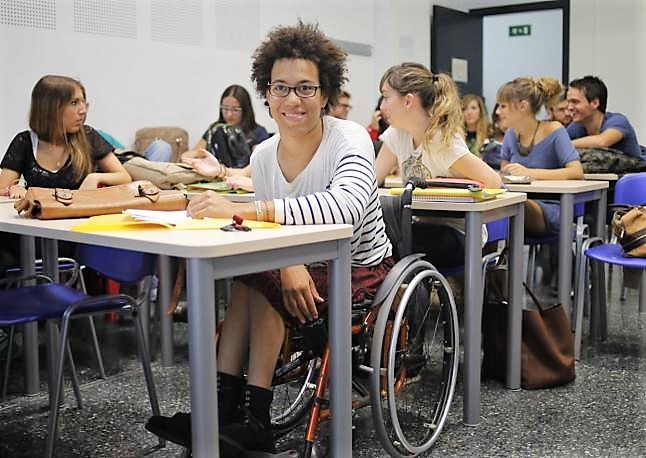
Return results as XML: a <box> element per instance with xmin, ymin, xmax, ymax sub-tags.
<box><xmin>251</xmin><ymin>116</ymin><xmax>392</xmax><ymax>267</ymax></box>
<box><xmin>380</xmin><ymin>126</ymin><xmax>470</xmax><ymax>179</ymax></box>
<box><xmin>380</xmin><ymin>126</ymin><xmax>487</xmax><ymax>243</ymax></box>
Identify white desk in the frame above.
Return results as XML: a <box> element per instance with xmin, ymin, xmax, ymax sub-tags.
<box><xmin>384</xmin><ymin>191</ymin><xmax>527</xmax><ymax>425</ymax></box>
<box><xmin>584</xmin><ymin>173</ymin><xmax>619</xmax><ymax>181</ymax></box>
<box><xmin>0</xmin><ymin>205</ymin><xmax>353</xmax><ymax>457</ymax></box>
<box><xmin>506</xmin><ymin>180</ymin><xmax>609</xmax><ymax>315</ymax></box>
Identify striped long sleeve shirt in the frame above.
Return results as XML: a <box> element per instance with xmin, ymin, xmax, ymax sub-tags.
<box><xmin>251</xmin><ymin>116</ymin><xmax>392</xmax><ymax>267</ymax></box>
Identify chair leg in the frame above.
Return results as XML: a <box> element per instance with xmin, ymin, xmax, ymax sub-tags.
<box><xmin>65</xmin><ymin>340</ymin><xmax>83</xmax><ymax>409</ymax></box>
<box><xmin>79</xmin><ymin>271</ymin><xmax>107</xmax><ymax>378</ymax></box>
<box><xmin>574</xmin><ymin>254</ymin><xmax>587</xmax><ymax>360</ymax></box>
<box><xmin>1</xmin><ymin>326</ymin><xmax>15</xmax><ymax>399</ymax></box>
<box><xmin>526</xmin><ymin>245</ymin><xmax>536</xmax><ymax>290</ymax></box>
<box><xmin>131</xmin><ymin>306</ymin><xmax>165</xmax><ymax>451</ymax></box>
<box><xmin>640</xmin><ymin>270</ymin><xmax>646</xmax><ymax>313</ymax></box>
<box><xmin>45</xmin><ymin>314</ymin><xmax>74</xmax><ymax>458</ymax></box>
<box><xmin>86</xmin><ymin>316</ymin><xmax>106</xmax><ymax>378</ymax></box>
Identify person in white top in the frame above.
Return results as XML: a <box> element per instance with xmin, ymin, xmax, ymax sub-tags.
<box><xmin>145</xmin><ymin>22</ymin><xmax>393</xmax><ymax>455</ymax></box>
<box><xmin>374</xmin><ymin>62</ymin><xmax>502</xmax><ymax>269</ymax></box>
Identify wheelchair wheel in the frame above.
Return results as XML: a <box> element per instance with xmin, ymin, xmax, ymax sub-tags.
<box><xmin>370</xmin><ymin>261</ymin><xmax>459</xmax><ymax>457</ymax></box>
<box><xmin>270</xmin><ymin>346</ymin><xmax>321</xmax><ymax>436</ymax></box>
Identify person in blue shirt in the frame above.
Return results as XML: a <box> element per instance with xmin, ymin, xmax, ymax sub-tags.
<box><xmin>497</xmin><ymin>76</ymin><xmax>584</xmax><ymax>235</ymax></box>
<box><xmin>566</xmin><ymin>75</ymin><xmax>641</xmax><ymax>158</ymax></box>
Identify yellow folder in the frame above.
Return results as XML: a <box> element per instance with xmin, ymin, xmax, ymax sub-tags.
<box><xmin>71</xmin><ymin>213</ymin><xmax>280</xmax><ymax>232</ymax></box>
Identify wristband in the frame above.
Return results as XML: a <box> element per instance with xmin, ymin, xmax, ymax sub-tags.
<box><xmin>254</xmin><ymin>200</ymin><xmax>264</xmax><ymax>221</ymax></box>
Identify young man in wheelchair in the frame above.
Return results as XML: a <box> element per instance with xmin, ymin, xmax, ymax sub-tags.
<box><xmin>146</xmin><ymin>21</ymin><xmax>394</xmax><ymax>456</ymax></box>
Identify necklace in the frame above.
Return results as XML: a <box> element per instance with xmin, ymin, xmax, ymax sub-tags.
<box><xmin>518</xmin><ymin>120</ymin><xmax>540</xmax><ymax>156</ymax></box>
<box><xmin>39</xmin><ymin>141</ymin><xmax>68</xmax><ymax>168</ymax></box>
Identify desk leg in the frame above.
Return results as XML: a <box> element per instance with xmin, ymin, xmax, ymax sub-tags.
<box><xmin>559</xmin><ymin>195</ymin><xmax>574</xmax><ymax>318</ymax></box>
<box><xmin>594</xmin><ymin>189</ymin><xmax>607</xmax><ymax>239</ymax></box>
<box><xmin>463</xmin><ymin>212</ymin><xmax>482</xmax><ymax>426</ymax></box>
<box><xmin>20</xmin><ymin>236</ymin><xmax>39</xmax><ymax>395</ymax></box>
<box><xmin>507</xmin><ymin>206</ymin><xmax>524</xmax><ymax>390</ymax></box>
<box><xmin>42</xmin><ymin>239</ymin><xmax>61</xmax><ymax>409</ymax></box>
<box><xmin>186</xmin><ymin>258</ymin><xmax>218</xmax><ymax>457</ymax></box>
<box><xmin>328</xmin><ymin>239</ymin><xmax>352</xmax><ymax>454</ymax></box>
<box><xmin>158</xmin><ymin>256</ymin><xmax>174</xmax><ymax>366</ymax></box>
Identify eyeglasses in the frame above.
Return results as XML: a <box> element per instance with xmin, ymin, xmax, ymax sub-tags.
<box><xmin>268</xmin><ymin>83</ymin><xmax>320</xmax><ymax>98</ymax></box>
<box><xmin>221</xmin><ymin>105</ymin><xmax>243</xmax><ymax>113</ymax></box>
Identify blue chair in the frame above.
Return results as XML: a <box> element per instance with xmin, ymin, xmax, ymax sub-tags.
<box><xmin>0</xmin><ymin>244</ymin><xmax>162</xmax><ymax>457</ymax></box>
<box><xmin>1</xmin><ymin>257</ymin><xmax>106</xmax><ymax>399</ymax></box>
<box><xmin>574</xmin><ymin>172</ymin><xmax>646</xmax><ymax>359</ymax></box>
<box><xmin>525</xmin><ymin>202</ymin><xmax>587</xmax><ymax>291</ymax></box>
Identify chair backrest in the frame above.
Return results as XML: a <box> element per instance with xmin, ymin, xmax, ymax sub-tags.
<box><xmin>613</xmin><ymin>172</ymin><xmax>646</xmax><ymax>205</ymax></box>
<box><xmin>486</xmin><ymin>218</ymin><xmax>509</xmax><ymax>243</ymax></box>
<box><xmin>76</xmin><ymin>245</ymin><xmax>156</xmax><ymax>284</ymax></box>
<box><xmin>134</xmin><ymin>126</ymin><xmax>189</xmax><ymax>162</ymax></box>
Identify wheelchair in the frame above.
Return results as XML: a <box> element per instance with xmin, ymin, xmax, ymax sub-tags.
<box><xmin>267</xmin><ymin>253</ymin><xmax>460</xmax><ymax>457</ymax></box>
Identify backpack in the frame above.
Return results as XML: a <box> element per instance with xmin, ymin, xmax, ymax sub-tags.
<box><xmin>204</xmin><ymin>123</ymin><xmax>252</xmax><ymax>168</ymax></box>
<box><xmin>577</xmin><ymin>147</ymin><xmax>646</xmax><ymax>174</ymax></box>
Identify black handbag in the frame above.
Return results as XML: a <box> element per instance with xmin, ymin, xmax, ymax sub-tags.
<box><xmin>482</xmin><ymin>251</ymin><xmax>575</xmax><ymax>389</ymax></box>
<box><xmin>205</xmin><ymin>123</ymin><xmax>252</xmax><ymax>168</ymax></box>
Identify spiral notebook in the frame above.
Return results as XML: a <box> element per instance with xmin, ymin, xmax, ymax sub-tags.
<box><xmin>388</xmin><ymin>187</ymin><xmax>506</xmax><ymax>202</ymax></box>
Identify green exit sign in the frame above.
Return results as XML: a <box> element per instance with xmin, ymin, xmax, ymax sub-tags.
<box><xmin>509</xmin><ymin>24</ymin><xmax>531</xmax><ymax>36</ymax></box>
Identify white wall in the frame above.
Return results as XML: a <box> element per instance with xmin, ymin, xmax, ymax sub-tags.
<box><xmin>569</xmin><ymin>0</ymin><xmax>646</xmax><ymax>143</ymax></box>
<box><xmin>482</xmin><ymin>9</ymin><xmax>562</xmax><ymax>115</ymax></box>
<box><xmin>0</xmin><ymin>0</ymin><xmax>432</xmax><ymax>155</ymax></box>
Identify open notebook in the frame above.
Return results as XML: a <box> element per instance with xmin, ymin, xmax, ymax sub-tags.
<box><xmin>388</xmin><ymin>187</ymin><xmax>506</xmax><ymax>203</ymax></box>
<box><xmin>71</xmin><ymin>210</ymin><xmax>280</xmax><ymax>232</ymax></box>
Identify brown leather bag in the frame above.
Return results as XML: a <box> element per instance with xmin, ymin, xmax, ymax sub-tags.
<box><xmin>15</xmin><ymin>181</ymin><xmax>188</xmax><ymax>220</ymax></box>
<box><xmin>482</xmin><ymin>252</ymin><xmax>575</xmax><ymax>389</ymax></box>
<box><xmin>123</xmin><ymin>157</ymin><xmax>211</xmax><ymax>190</ymax></box>
<box><xmin>612</xmin><ymin>205</ymin><xmax>646</xmax><ymax>257</ymax></box>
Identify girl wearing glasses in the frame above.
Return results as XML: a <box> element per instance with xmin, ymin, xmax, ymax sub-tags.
<box><xmin>200</xmin><ymin>84</ymin><xmax>269</xmax><ymax>151</ymax></box>
<box><xmin>147</xmin><ymin>22</ymin><xmax>393</xmax><ymax>456</ymax></box>
<box><xmin>496</xmin><ymin>77</ymin><xmax>583</xmax><ymax>235</ymax></box>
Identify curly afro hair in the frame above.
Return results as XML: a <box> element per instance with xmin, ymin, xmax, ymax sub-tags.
<box><xmin>251</xmin><ymin>21</ymin><xmax>347</xmax><ymax>113</ymax></box>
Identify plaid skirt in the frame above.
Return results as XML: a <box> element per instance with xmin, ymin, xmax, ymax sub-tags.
<box><xmin>237</xmin><ymin>257</ymin><xmax>395</xmax><ymax>326</ymax></box>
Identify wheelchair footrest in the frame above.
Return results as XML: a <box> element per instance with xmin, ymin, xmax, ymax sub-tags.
<box><xmin>245</xmin><ymin>450</ymin><xmax>298</xmax><ymax>458</ymax></box>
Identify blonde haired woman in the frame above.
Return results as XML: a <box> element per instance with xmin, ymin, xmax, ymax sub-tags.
<box><xmin>375</xmin><ymin>62</ymin><xmax>501</xmax><ymax>268</ymax></box>
<box><xmin>461</xmin><ymin>93</ymin><xmax>490</xmax><ymax>156</ymax></box>
<box><xmin>496</xmin><ymin>76</ymin><xmax>583</xmax><ymax>235</ymax></box>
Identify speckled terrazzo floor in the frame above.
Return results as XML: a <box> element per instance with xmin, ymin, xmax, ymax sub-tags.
<box><xmin>1</xmin><ymin>267</ymin><xmax>645</xmax><ymax>458</ymax></box>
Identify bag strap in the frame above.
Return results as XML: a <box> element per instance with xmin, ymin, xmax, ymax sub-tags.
<box><xmin>53</xmin><ymin>188</ymin><xmax>73</xmax><ymax>206</ymax></box>
<box><xmin>137</xmin><ymin>182</ymin><xmax>160</xmax><ymax>202</ymax></box>
<box><xmin>621</xmin><ymin>228</ymin><xmax>646</xmax><ymax>253</ymax></box>
<box><xmin>523</xmin><ymin>282</ymin><xmax>545</xmax><ymax>311</ymax></box>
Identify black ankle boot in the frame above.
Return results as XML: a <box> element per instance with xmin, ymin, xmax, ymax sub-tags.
<box><xmin>219</xmin><ymin>384</ymin><xmax>275</xmax><ymax>456</ymax></box>
<box><xmin>145</xmin><ymin>372</ymin><xmax>244</xmax><ymax>448</ymax></box>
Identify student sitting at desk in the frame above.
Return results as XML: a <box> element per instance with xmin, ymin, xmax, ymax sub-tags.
<box><xmin>496</xmin><ymin>76</ymin><xmax>584</xmax><ymax>235</ymax></box>
<box><xmin>0</xmin><ymin>74</ymin><xmax>131</xmax><ymax>198</ymax></box>
<box><xmin>145</xmin><ymin>21</ymin><xmax>394</xmax><ymax>456</ymax></box>
<box><xmin>0</xmin><ymin>75</ymin><xmax>131</xmax><ymax>269</ymax></box>
<box><xmin>374</xmin><ymin>62</ymin><xmax>501</xmax><ymax>268</ymax></box>
<box><xmin>566</xmin><ymin>75</ymin><xmax>642</xmax><ymax>158</ymax></box>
